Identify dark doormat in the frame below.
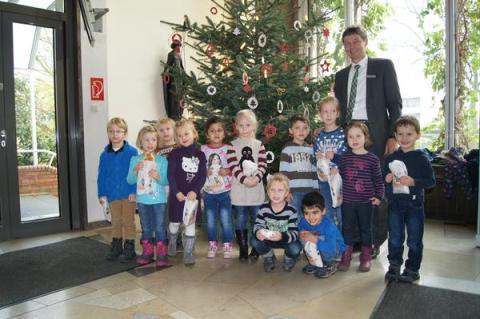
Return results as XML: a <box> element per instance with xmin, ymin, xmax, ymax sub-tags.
<box><xmin>0</xmin><ymin>236</ymin><xmax>138</xmax><ymax>309</ymax></box>
<box><xmin>370</xmin><ymin>281</ymin><xmax>480</xmax><ymax>319</ymax></box>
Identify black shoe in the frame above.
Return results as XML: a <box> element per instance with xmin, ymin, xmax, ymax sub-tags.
<box><xmin>399</xmin><ymin>269</ymin><xmax>420</xmax><ymax>283</ymax></box>
<box><xmin>263</xmin><ymin>254</ymin><xmax>276</xmax><ymax>272</ymax></box>
<box><xmin>119</xmin><ymin>239</ymin><xmax>136</xmax><ymax>263</ymax></box>
<box><xmin>235</xmin><ymin>230</ymin><xmax>248</xmax><ymax>262</ymax></box>
<box><xmin>249</xmin><ymin>247</ymin><xmax>259</xmax><ymax>261</ymax></box>
<box><xmin>106</xmin><ymin>237</ymin><xmax>123</xmax><ymax>261</ymax></box>
<box><xmin>282</xmin><ymin>256</ymin><xmax>297</xmax><ymax>272</ymax></box>
<box><xmin>314</xmin><ymin>263</ymin><xmax>337</xmax><ymax>279</ymax></box>
<box><xmin>302</xmin><ymin>264</ymin><xmax>318</xmax><ymax>275</ymax></box>
<box><xmin>384</xmin><ymin>265</ymin><xmax>400</xmax><ymax>282</ymax></box>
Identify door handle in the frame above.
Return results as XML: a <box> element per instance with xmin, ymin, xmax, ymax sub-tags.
<box><xmin>0</xmin><ymin>130</ymin><xmax>6</xmax><ymax>148</ymax></box>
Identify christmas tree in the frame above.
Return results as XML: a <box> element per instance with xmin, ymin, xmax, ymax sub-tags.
<box><xmin>162</xmin><ymin>0</ymin><xmax>334</xmax><ymax>173</ymax></box>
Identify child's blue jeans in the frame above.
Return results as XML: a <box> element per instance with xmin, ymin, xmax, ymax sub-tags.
<box><xmin>137</xmin><ymin>203</ymin><xmax>167</xmax><ymax>242</ymax></box>
<box><xmin>252</xmin><ymin>237</ymin><xmax>303</xmax><ymax>259</ymax></box>
<box><xmin>318</xmin><ymin>181</ymin><xmax>342</xmax><ymax>230</ymax></box>
<box><xmin>387</xmin><ymin>199</ymin><xmax>425</xmax><ymax>272</ymax></box>
<box><xmin>204</xmin><ymin>191</ymin><xmax>233</xmax><ymax>243</ymax></box>
<box><xmin>234</xmin><ymin>205</ymin><xmax>259</xmax><ymax>231</ymax></box>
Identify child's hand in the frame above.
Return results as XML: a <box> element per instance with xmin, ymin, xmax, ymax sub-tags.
<box><xmin>256</xmin><ymin>230</ymin><xmax>266</xmax><ymax>241</ymax></box>
<box><xmin>370</xmin><ymin>197</ymin><xmax>381</xmax><ymax>206</ymax></box>
<box><xmin>399</xmin><ymin>176</ymin><xmax>415</xmax><ymax>186</ymax></box>
<box><xmin>316</xmin><ymin>151</ymin><xmax>325</xmax><ymax>160</ymax></box>
<box><xmin>176</xmin><ymin>192</ymin><xmax>186</xmax><ymax>202</ymax></box>
<box><xmin>219</xmin><ymin>168</ymin><xmax>230</xmax><ymax>176</ymax></box>
<box><xmin>99</xmin><ymin>196</ymin><xmax>107</xmax><ymax>204</ymax></box>
<box><xmin>385</xmin><ymin>173</ymin><xmax>394</xmax><ymax>183</ymax></box>
<box><xmin>135</xmin><ymin>161</ymin><xmax>144</xmax><ymax>173</ymax></box>
<box><xmin>300</xmin><ymin>231</ymin><xmax>318</xmax><ymax>243</ymax></box>
<box><xmin>325</xmin><ymin>150</ymin><xmax>335</xmax><ymax>160</ymax></box>
<box><xmin>270</xmin><ymin>231</ymin><xmax>282</xmax><ymax>241</ymax></box>
<box><xmin>186</xmin><ymin>191</ymin><xmax>197</xmax><ymax>201</ymax></box>
<box><xmin>244</xmin><ymin>176</ymin><xmax>258</xmax><ymax>187</ymax></box>
<box><xmin>128</xmin><ymin>194</ymin><xmax>136</xmax><ymax>202</ymax></box>
<box><xmin>149</xmin><ymin>169</ymin><xmax>160</xmax><ymax>180</ymax></box>
<box><xmin>329</xmin><ymin>167</ymin><xmax>339</xmax><ymax>176</ymax></box>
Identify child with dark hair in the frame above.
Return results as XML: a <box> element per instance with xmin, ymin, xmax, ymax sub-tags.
<box><xmin>299</xmin><ymin>191</ymin><xmax>346</xmax><ymax>278</ymax></box>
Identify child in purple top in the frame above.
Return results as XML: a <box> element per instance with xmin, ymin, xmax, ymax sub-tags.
<box><xmin>335</xmin><ymin>121</ymin><xmax>384</xmax><ymax>273</ymax></box>
<box><xmin>167</xmin><ymin>119</ymin><xmax>207</xmax><ymax>265</ymax></box>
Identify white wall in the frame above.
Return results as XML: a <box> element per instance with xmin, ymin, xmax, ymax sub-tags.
<box><xmin>82</xmin><ymin>0</ymin><xmax>221</xmax><ymax>222</ymax></box>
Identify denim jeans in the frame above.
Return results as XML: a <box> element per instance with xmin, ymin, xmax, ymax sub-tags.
<box><xmin>387</xmin><ymin>199</ymin><xmax>425</xmax><ymax>272</ymax></box>
<box><xmin>318</xmin><ymin>181</ymin><xmax>342</xmax><ymax>230</ymax></box>
<box><xmin>290</xmin><ymin>192</ymin><xmax>307</xmax><ymax>218</ymax></box>
<box><xmin>342</xmin><ymin>202</ymin><xmax>373</xmax><ymax>246</ymax></box>
<box><xmin>137</xmin><ymin>203</ymin><xmax>167</xmax><ymax>242</ymax></box>
<box><xmin>234</xmin><ymin>205</ymin><xmax>259</xmax><ymax>231</ymax></box>
<box><xmin>204</xmin><ymin>191</ymin><xmax>233</xmax><ymax>242</ymax></box>
<box><xmin>252</xmin><ymin>237</ymin><xmax>302</xmax><ymax>258</ymax></box>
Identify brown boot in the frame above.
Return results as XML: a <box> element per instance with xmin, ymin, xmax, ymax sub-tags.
<box><xmin>358</xmin><ymin>245</ymin><xmax>373</xmax><ymax>272</ymax></box>
<box><xmin>338</xmin><ymin>245</ymin><xmax>353</xmax><ymax>272</ymax></box>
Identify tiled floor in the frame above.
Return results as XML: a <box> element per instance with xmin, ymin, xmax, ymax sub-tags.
<box><xmin>1</xmin><ymin>219</ymin><xmax>479</xmax><ymax>319</ymax></box>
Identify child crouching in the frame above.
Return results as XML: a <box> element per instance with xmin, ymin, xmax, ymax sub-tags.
<box><xmin>299</xmin><ymin>191</ymin><xmax>346</xmax><ymax>278</ymax></box>
<box><xmin>252</xmin><ymin>173</ymin><xmax>302</xmax><ymax>272</ymax></box>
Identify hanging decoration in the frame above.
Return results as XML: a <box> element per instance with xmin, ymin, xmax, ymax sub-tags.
<box><xmin>233</xmin><ymin>27</ymin><xmax>241</xmax><ymax>36</ymax></box>
<box><xmin>210</xmin><ymin>7</ymin><xmax>218</xmax><ymax>15</ymax></box>
<box><xmin>303</xmin><ymin>103</ymin><xmax>310</xmax><ymax>117</ymax></box>
<box><xmin>171</xmin><ymin>33</ymin><xmax>183</xmax><ymax>44</ymax></box>
<box><xmin>247</xmin><ymin>96</ymin><xmax>258</xmax><ymax>109</ymax></box>
<box><xmin>206</xmin><ymin>43</ymin><xmax>215</xmax><ymax>58</ymax></box>
<box><xmin>304</xmin><ymin>29</ymin><xmax>313</xmax><ymax>41</ymax></box>
<box><xmin>280</xmin><ymin>43</ymin><xmax>289</xmax><ymax>53</ymax></box>
<box><xmin>243</xmin><ymin>83</ymin><xmax>253</xmax><ymax>93</ymax></box>
<box><xmin>242</xmin><ymin>72</ymin><xmax>249</xmax><ymax>85</ymax></box>
<box><xmin>263</xmin><ymin>124</ymin><xmax>277</xmax><ymax>139</ymax></box>
<box><xmin>206</xmin><ymin>85</ymin><xmax>217</xmax><ymax>96</ymax></box>
<box><xmin>322</xmin><ymin>27</ymin><xmax>330</xmax><ymax>38</ymax></box>
<box><xmin>258</xmin><ymin>32</ymin><xmax>267</xmax><ymax>47</ymax></box>
<box><xmin>277</xmin><ymin>100</ymin><xmax>284</xmax><ymax>113</ymax></box>
<box><xmin>303</xmin><ymin>76</ymin><xmax>310</xmax><ymax>85</ymax></box>
<box><xmin>276</xmin><ymin>88</ymin><xmax>286</xmax><ymax>96</ymax></box>
<box><xmin>281</xmin><ymin>62</ymin><xmax>289</xmax><ymax>71</ymax></box>
<box><xmin>266</xmin><ymin>151</ymin><xmax>275</xmax><ymax>164</ymax></box>
<box><xmin>320</xmin><ymin>59</ymin><xmax>331</xmax><ymax>73</ymax></box>
<box><xmin>162</xmin><ymin>73</ymin><xmax>171</xmax><ymax>84</ymax></box>
<box><xmin>303</xmin><ymin>86</ymin><xmax>309</xmax><ymax>92</ymax></box>
<box><xmin>179</xmin><ymin>98</ymin><xmax>186</xmax><ymax>109</ymax></box>
<box><xmin>293</xmin><ymin>20</ymin><xmax>302</xmax><ymax>31</ymax></box>
<box><xmin>260</xmin><ymin>63</ymin><xmax>273</xmax><ymax>78</ymax></box>
<box><xmin>312</xmin><ymin>91</ymin><xmax>321</xmax><ymax>103</ymax></box>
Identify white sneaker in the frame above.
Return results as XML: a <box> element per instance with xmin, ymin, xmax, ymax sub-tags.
<box><xmin>223</xmin><ymin>242</ymin><xmax>233</xmax><ymax>259</ymax></box>
<box><xmin>207</xmin><ymin>241</ymin><xmax>217</xmax><ymax>258</ymax></box>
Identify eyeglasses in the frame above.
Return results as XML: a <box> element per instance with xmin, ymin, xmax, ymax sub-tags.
<box><xmin>107</xmin><ymin>129</ymin><xmax>125</xmax><ymax>134</ymax></box>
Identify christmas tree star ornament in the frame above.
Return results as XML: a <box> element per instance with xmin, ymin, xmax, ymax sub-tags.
<box><xmin>322</xmin><ymin>27</ymin><xmax>330</xmax><ymax>38</ymax></box>
<box><xmin>206</xmin><ymin>85</ymin><xmax>217</xmax><ymax>96</ymax></box>
<box><xmin>312</xmin><ymin>91</ymin><xmax>321</xmax><ymax>103</ymax></box>
<box><xmin>277</xmin><ymin>100</ymin><xmax>284</xmax><ymax>113</ymax></box>
<box><xmin>320</xmin><ymin>59</ymin><xmax>330</xmax><ymax>73</ymax></box>
<box><xmin>304</xmin><ymin>86</ymin><xmax>309</xmax><ymax>92</ymax></box>
<box><xmin>266</xmin><ymin>151</ymin><xmax>275</xmax><ymax>164</ymax></box>
<box><xmin>293</xmin><ymin>20</ymin><xmax>302</xmax><ymax>31</ymax></box>
<box><xmin>258</xmin><ymin>32</ymin><xmax>267</xmax><ymax>47</ymax></box>
<box><xmin>233</xmin><ymin>27</ymin><xmax>241</xmax><ymax>35</ymax></box>
<box><xmin>247</xmin><ymin>96</ymin><xmax>258</xmax><ymax>109</ymax></box>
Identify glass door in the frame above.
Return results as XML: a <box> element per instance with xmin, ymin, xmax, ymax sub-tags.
<box><xmin>0</xmin><ymin>11</ymin><xmax>70</xmax><ymax>240</ymax></box>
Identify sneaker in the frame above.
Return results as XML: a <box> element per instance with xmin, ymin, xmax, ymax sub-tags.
<box><xmin>282</xmin><ymin>256</ymin><xmax>297</xmax><ymax>272</ymax></box>
<box><xmin>302</xmin><ymin>264</ymin><xmax>319</xmax><ymax>275</ymax></box>
<box><xmin>207</xmin><ymin>241</ymin><xmax>218</xmax><ymax>258</ymax></box>
<box><xmin>399</xmin><ymin>269</ymin><xmax>420</xmax><ymax>283</ymax></box>
<box><xmin>384</xmin><ymin>265</ymin><xmax>400</xmax><ymax>282</ymax></box>
<box><xmin>223</xmin><ymin>242</ymin><xmax>233</xmax><ymax>259</ymax></box>
<box><xmin>263</xmin><ymin>254</ymin><xmax>276</xmax><ymax>272</ymax></box>
<box><xmin>314</xmin><ymin>263</ymin><xmax>338</xmax><ymax>279</ymax></box>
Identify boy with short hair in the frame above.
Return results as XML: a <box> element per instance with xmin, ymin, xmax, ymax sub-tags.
<box><xmin>384</xmin><ymin>115</ymin><xmax>435</xmax><ymax>283</ymax></box>
<box><xmin>97</xmin><ymin>117</ymin><xmax>138</xmax><ymax>262</ymax></box>
<box><xmin>279</xmin><ymin>114</ymin><xmax>318</xmax><ymax>214</ymax></box>
<box><xmin>299</xmin><ymin>191</ymin><xmax>346</xmax><ymax>278</ymax></box>
<box><xmin>252</xmin><ymin>173</ymin><xmax>302</xmax><ymax>272</ymax></box>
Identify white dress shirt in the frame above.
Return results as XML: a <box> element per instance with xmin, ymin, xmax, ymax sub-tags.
<box><xmin>347</xmin><ymin>55</ymin><xmax>368</xmax><ymax>120</ymax></box>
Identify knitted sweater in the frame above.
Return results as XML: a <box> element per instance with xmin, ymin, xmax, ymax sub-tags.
<box><xmin>313</xmin><ymin>126</ymin><xmax>348</xmax><ymax>166</ymax></box>
<box><xmin>279</xmin><ymin>141</ymin><xmax>318</xmax><ymax>193</ymax></box>
<box><xmin>253</xmin><ymin>203</ymin><xmax>299</xmax><ymax>244</ymax></box>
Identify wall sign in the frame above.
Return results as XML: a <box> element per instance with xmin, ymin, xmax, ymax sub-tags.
<box><xmin>90</xmin><ymin>77</ymin><xmax>104</xmax><ymax>101</ymax></box>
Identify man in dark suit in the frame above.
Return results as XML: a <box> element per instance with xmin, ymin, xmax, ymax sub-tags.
<box><xmin>334</xmin><ymin>25</ymin><xmax>402</xmax><ymax>257</ymax></box>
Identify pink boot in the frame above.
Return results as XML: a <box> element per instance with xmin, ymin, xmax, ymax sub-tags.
<box><xmin>359</xmin><ymin>245</ymin><xmax>373</xmax><ymax>272</ymax></box>
<box><xmin>338</xmin><ymin>245</ymin><xmax>353</xmax><ymax>272</ymax></box>
<box><xmin>155</xmin><ymin>241</ymin><xmax>169</xmax><ymax>267</ymax></box>
<box><xmin>137</xmin><ymin>240</ymin><xmax>154</xmax><ymax>265</ymax></box>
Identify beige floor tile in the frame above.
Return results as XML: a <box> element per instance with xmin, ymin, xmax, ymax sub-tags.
<box><xmin>80</xmin><ymin>271</ymin><xmax>137</xmax><ymax>290</ymax></box>
<box><xmin>127</xmin><ymin>297</ymin><xmax>178</xmax><ymax>316</ymax></box>
<box><xmin>201</xmin><ymin>297</ymin><xmax>265</xmax><ymax>319</ymax></box>
<box><xmin>0</xmin><ymin>301</ymin><xmax>45</xmax><ymax>319</ymax></box>
<box><xmin>32</xmin><ymin>286</ymin><xmax>95</xmax><ymax>306</ymax></box>
<box><xmin>74</xmin><ymin>288</ymin><xmax>156</xmax><ymax>310</ymax></box>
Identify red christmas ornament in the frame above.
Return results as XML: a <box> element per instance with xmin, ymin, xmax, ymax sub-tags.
<box><xmin>210</xmin><ymin>7</ymin><xmax>218</xmax><ymax>15</ymax></box>
<box><xmin>162</xmin><ymin>73</ymin><xmax>171</xmax><ymax>84</ymax></box>
<box><xmin>206</xmin><ymin>43</ymin><xmax>215</xmax><ymax>58</ymax></box>
<box><xmin>178</xmin><ymin>98</ymin><xmax>186</xmax><ymax>109</ymax></box>
<box><xmin>303</xmin><ymin>76</ymin><xmax>310</xmax><ymax>84</ymax></box>
<box><xmin>260</xmin><ymin>63</ymin><xmax>273</xmax><ymax>77</ymax></box>
<box><xmin>280</xmin><ymin>43</ymin><xmax>289</xmax><ymax>53</ymax></box>
<box><xmin>304</xmin><ymin>65</ymin><xmax>310</xmax><ymax>72</ymax></box>
<box><xmin>322</xmin><ymin>27</ymin><xmax>330</xmax><ymax>38</ymax></box>
<box><xmin>320</xmin><ymin>59</ymin><xmax>331</xmax><ymax>73</ymax></box>
<box><xmin>263</xmin><ymin>124</ymin><xmax>277</xmax><ymax>139</ymax></box>
<box><xmin>243</xmin><ymin>83</ymin><xmax>253</xmax><ymax>93</ymax></box>
<box><xmin>281</xmin><ymin>62</ymin><xmax>289</xmax><ymax>71</ymax></box>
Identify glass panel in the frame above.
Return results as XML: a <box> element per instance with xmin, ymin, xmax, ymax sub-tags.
<box><xmin>13</xmin><ymin>23</ymin><xmax>60</xmax><ymax>222</ymax></box>
<box><xmin>0</xmin><ymin>0</ymin><xmax>64</xmax><ymax>12</ymax></box>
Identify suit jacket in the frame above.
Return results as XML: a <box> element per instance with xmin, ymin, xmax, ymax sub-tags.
<box><xmin>334</xmin><ymin>57</ymin><xmax>402</xmax><ymax>158</ymax></box>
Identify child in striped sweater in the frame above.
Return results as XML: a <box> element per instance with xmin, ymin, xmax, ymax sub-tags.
<box><xmin>252</xmin><ymin>173</ymin><xmax>302</xmax><ymax>272</ymax></box>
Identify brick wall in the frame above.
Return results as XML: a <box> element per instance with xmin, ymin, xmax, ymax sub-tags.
<box><xmin>18</xmin><ymin>165</ymin><xmax>58</xmax><ymax>196</ymax></box>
